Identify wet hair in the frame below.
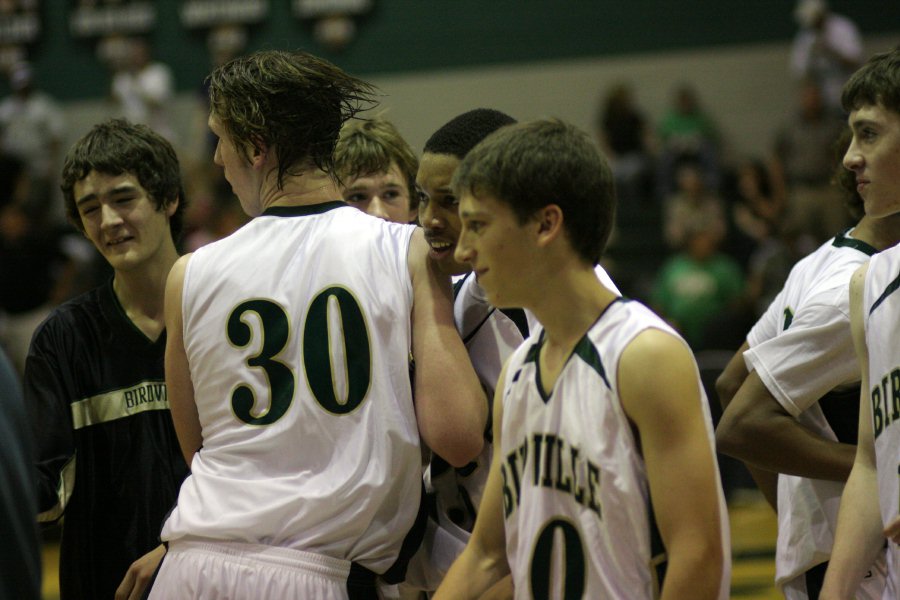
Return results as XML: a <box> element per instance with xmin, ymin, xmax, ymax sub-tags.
<box><xmin>206</xmin><ymin>49</ymin><xmax>376</xmax><ymax>189</ymax></box>
<box><xmin>453</xmin><ymin>118</ymin><xmax>616</xmax><ymax>265</ymax></box>
<box><xmin>61</xmin><ymin>118</ymin><xmax>186</xmax><ymax>239</ymax></box>
<box><xmin>424</xmin><ymin>108</ymin><xmax>516</xmax><ymax>159</ymax></box>
<box><xmin>841</xmin><ymin>46</ymin><xmax>900</xmax><ymax>115</ymax></box>
<box><xmin>334</xmin><ymin>118</ymin><xmax>419</xmax><ymax>210</ymax></box>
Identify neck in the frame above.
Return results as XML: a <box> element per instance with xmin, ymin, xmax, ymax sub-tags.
<box><xmin>529</xmin><ymin>262</ymin><xmax>617</xmax><ymax>349</ymax></box>
<box><xmin>260</xmin><ymin>168</ymin><xmax>340</xmax><ymax>211</ymax></box>
<box><xmin>851</xmin><ymin>213</ymin><xmax>900</xmax><ymax>251</ymax></box>
<box><xmin>112</xmin><ymin>241</ymin><xmax>179</xmax><ymax>338</ymax></box>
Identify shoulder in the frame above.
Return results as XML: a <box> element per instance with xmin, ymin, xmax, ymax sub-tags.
<box><xmin>788</xmin><ymin>236</ymin><xmax>869</xmax><ymax>296</ymax></box>
<box><xmin>30</xmin><ymin>287</ymin><xmax>104</xmax><ymax>353</ymax></box>
<box><xmin>617</xmin><ymin>326</ymin><xmax>698</xmax><ymax>417</ymax></box>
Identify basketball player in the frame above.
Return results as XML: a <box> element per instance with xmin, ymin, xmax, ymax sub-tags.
<box><xmin>434</xmin><ymin>118</ymin><xmax>729</xmax><ymax>599</ymax></box>
<box><xmin>148</xmin><ymin>50</ymin><xmax>486</xmax><ymax>599</ymax></box>
<box><xmin>717</xmin><ymin>47</ymin><xmax>900</xmax><ymax>600</ymax></box>
<box><xmin>820</xmin><ymin>46</ymin><xmax>900</xmax><ymax>600</ymax></box>
<box><xmin>24</xmin><ymin>119</ymin><xmax>189</xmax><ymax>600</ymax></box>
<box><xmin>334</xmin><ymin>117</ymin><xmax>419</xmax><ymax>224</ymax></box>
<box><xmin>386</xmin><ymin>108</ymin><xmax>525</xmax><ymax>597</ymax></box>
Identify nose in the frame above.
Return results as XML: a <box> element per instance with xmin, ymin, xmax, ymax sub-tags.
<box><xmin>368</xmin><ymin>196</ymin><xmax>390</xmax><ymax>221</ymax></box>
<box><xmin>843</xmin><ymin>137</ymin><xmax>862</xmax><ymax>172</ymax></box>
<box><xmin>100</xmin><ymin>202</ymin><xmax>124</xmax><ymax>230</ymax></box>
<box><xmin>418</xmin><ymin>200</ymin><xmax>441</xmax><ymax>229</ymax></box>
<box><xmin>213</xmin><ymin>140</ymin><xmax>224</xmax><ymax>167</ymax></box>
<box><xmin>455</xmin><ymin>231</ymin><xmax>473</xmax><ymax>265</ymax></box>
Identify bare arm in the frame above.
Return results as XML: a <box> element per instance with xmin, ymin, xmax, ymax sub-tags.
<box><xmin>409</xmin><ymin>228</ymin><xmax>486</xmax><ymax>466</ymax></box>
<box><xmin>164</xmin><ymin>254</ymin><xmax>202</xmax><ymax>466</ymax></box>
<box><xmin>716</xmin><ymin>368</ymin><xmax>856</xmax><ymax>481</ymax></box>
<box><xmin>434</xmin><ymin>364</ymin><xmax>511</xmax><ymax>599</ymax></box>
<box><xmin>821</xmin><ymin>263</ymin><xmax>885</xmax><ymax>599</ymax></box>
<box><xmin>715</xmin><ymin>341</ymin><xmax>778</xmax><ymax>509</ymax></box>
<box><xmin>620</xmin><ymin>329</ymin><xmax>726</xmax><ymax>600</ymax></box>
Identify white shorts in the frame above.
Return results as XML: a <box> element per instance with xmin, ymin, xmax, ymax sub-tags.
<box><xmin>148</xmin><ymin>540</ymin><xmax>378</xmax><ymax>599</ymax></box>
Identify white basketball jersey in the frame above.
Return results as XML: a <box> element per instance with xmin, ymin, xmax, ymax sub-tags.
<box><xmin>161</xmin><ymin>203</ymin><xmax>421</xmax><ymax>574</ymax></box>
<box><xmin>743</xmin><ymin>230</ymin><xmax>884</xmax><ymax>591</ymax></box>
<box><xmin>426</xmin><ymin>274</ymin><xmax>526</xmax><ymax>534</ymax></box>
<box><xmin>863</xmin><ymin>246</ymin><xmax>900</xmax><ymax>598</ymax></box>
<box><xmin>500</xmin><ymin>299</ymin><xmax>729</xmax><ymax>599</ymax></box>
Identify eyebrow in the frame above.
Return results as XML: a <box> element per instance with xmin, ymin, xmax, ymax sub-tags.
<box><xmin>848</xmin><ymin>117</ymin><xmax>880</xmax><ymax>130</ymax></box>
<box><xmin>348</xmin><ymin>181</ymin><xmax>404</xmax><ymax>190</ymax></box>
<box><xmin>76</xmin><ymin>184</ymin><xmax>138</xmax><ymax>206</ymax></box>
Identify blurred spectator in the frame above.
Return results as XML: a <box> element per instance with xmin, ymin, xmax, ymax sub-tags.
<box><xmin>0</xmin><ymin>155</ymin><xmax>83</xmax><ymax>376</ymax></box>
<box><xmin>721</xmin><ymin>158</ymin><xmax>786</xmax><ymax>271</ymax></box>
<box><xmin>0</xmin><ymin>61</ymin><xmax>65</xmax><ymax>228</ymax></box>
<box><xmin>746</xmin><ymin>123</ymin><xmax>859</xmax><ymax>321</ymax></box>
<box><xmin>790</xmin><ymin>0</ymin><xmax>862</xmax><ymax>115</ymax></box>
<box><xmin>197</xmin><ymin>25</ymin><xmax>247</xmax><ymax>158</ymax></box>
<box><xmin>663</xmin><ymin>156</ymin><xmax>726</xmax><ymax>251</ymax></box>
<box><xmin>595</xmin><ymin>82</ymin><xmax>655</xmax><ymax>207</ymax></box>
<box><xmin>772</xmin><ymin>79</ymin><xmax>849</xmax><ymax>243</ymax></box>
<box><xmin>652</xmin><ymin>220</ymin><xmax>745</xmax><ymax>351</ymax></box>
<box><xmin>108</xmin><ymin>36</ymin><xmax>176</xmax><ymax>144</ymax></box>
<box><xmin>744</xmin><ymin>220</ymin><xmax>813</xmax><ymax>319</ymax></box>
<box><xmin>181</xmin><ymin>164</ymin><xmax>248</xmax><ymax>252</ymax></box>
<box><xmin>656</xmin><ymin>82</ymin><xmax>720</xmax><ymax>199</ymax></box>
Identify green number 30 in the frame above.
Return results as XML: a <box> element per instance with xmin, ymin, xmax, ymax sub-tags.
<box><xmin>226</xmin><ymin>287</ymin><xmax>371</xmax><ymax>425</ymax></box>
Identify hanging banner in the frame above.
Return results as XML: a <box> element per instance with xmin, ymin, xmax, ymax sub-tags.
<box><xmin>69</xmin><ymin>0</ymin><xmax>155</xmax><ymax>39</ymax></box>
<box><xmin>180</xmin><ymin>0</ymin><xmax>268</xmax><ymax>29</ymax></box>
<box><xmin>292</xmin><ymin>0</ymin><xmax>373</xmax><ymax>52</ymax></box>
<box><xmin>0</xmin><ymin>1</ymin><xmax>40</xmax><ymax>46</ymax></box>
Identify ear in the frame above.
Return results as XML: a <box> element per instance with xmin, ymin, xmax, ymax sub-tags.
<box><xmin>165</xmin><ymin>196</ymin><xmax>180</xmax><ymax>218</ymax></box>
<box><xmin>535</xmin><ymin>204</ymin><xmax>564</xmax><ymax>248</ymax></box>
<box><xmin>249</xmin><ymin>138</ymin><xmax>268</xmax><ymax>170</ymax></box>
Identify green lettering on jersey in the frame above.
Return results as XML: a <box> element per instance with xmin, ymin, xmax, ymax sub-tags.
<box><xmin>228</xmin><ymin>299</ymin><xmax>294</xmax><ymax>425</ymax></box>
<box><xmin>529</xmin><ymin>519</ymin><xmax>586</xmax><ymax>600</ymax></box>
<box><xmin>303</xmin><ymin>286</ymin><xmax>371</xmax><ymax>415</ymax></box>
<box><xmin>782</xmin><ymin>307</ymin><xmax>794</xmax><ymax>331</ymax></box>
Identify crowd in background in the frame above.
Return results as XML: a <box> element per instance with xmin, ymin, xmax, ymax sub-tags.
<box><xmin>0</xmin><ymin>0</ymin><xmax>868</xmax><ymax>379</ymax></box>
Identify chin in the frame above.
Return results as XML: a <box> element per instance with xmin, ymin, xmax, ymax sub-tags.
<box><xmin>440</xmin><ymin>259</ymin><xmax>470</xmax><ymax>278</ymax></box>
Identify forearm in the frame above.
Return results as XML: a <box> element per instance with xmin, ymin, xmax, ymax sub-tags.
<box><xmin>414</xmin><ymin>331</ymin><xmax>487</xmax><ymax>466</ymax></box>
<box><xmin>434</xmin><ymin>544</ymin><xmax>508</xmax><ymax>600</ymax></box>
<box><xmin>821</xmin><ymin>462</ymin><xmax>885</xmax><ymax>598</ymax></box>
<box><xmin>719</xmin><ymin>412</ymin><xmax>855</xmax><ymax>481</ymax></box>
<box><xmin>660</xmin><ymin>537</ymin><xmax>725</xmax><ymax>600</ymax></box>
<box><xmin>744</xmin><ymin>465</ymin><xmax>778</xmax><ymax>511</ymax></box>
<box><xmin>412</xmin><ymin>243</ymin><xmax>487</xmax><ymax>465</ymax></box>
<box><xmin>717</xmin><ymin>371</ymin><xmax>856</xmax><ymax>481</ymax></box>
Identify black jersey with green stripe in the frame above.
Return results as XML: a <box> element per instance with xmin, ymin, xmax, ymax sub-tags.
<box><xmin>24</xmin><ymin>279</ymin><xmax>188</xmax><ymax>600</ymax></box>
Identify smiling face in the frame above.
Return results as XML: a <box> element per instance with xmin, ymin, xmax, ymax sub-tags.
<box><xmin>342</xmin><ymin>162</ymin><xmax>415</xmax><ymax>224</ymax></box>
<box><xmin>74</xmin><ymin>170</ymin><xmax>177</xmax><ymax>273</ymax></box>
<box><xmin>416</xmin><ymin>152</ymin><xmax>469</xmax><ymax>276</ymax></box>
<box><xmin>455</xmin><ymin>190</ymin><xmax>539</xmax><ymax>309</ymax></box>
<box><xmin>844</xmin><ymin>103</ymin><xmax>900</xmax><ymax>219</ymax></box>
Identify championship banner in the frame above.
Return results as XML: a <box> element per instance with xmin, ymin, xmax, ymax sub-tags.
<box><xmin>180</xmin><ymin>0</ymin><xmax>268</xmax><ymax>29</ymax></box>
<box><xmin>292</xmin><ymin>0</ymin><xmax>373</xmax><ymax>52</ymax></box>
<box><xmin>69</xmin><ymin>0</ymin><xmax>155</xmax><ymax>38</ymax></box>
<box><xmin>0</xmin><ymin>1</ymin><xmax>40</xmax><ymax>47</ymax></box>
